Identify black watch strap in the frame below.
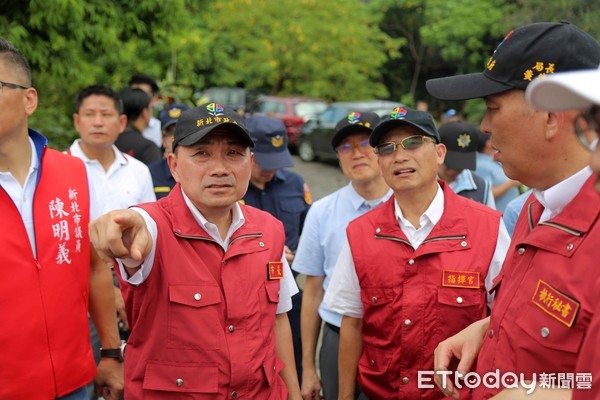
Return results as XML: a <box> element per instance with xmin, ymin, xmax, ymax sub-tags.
<box><xmin>100</xmin><ymin>348</ymin><xmax>123</xmax><ymax>362</ymax></box>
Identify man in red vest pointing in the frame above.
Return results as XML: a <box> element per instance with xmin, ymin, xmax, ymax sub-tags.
<box><xmin>90</xmin><ymin>103</ymin><xmax>302</xmax><ymax>399</ymax></box>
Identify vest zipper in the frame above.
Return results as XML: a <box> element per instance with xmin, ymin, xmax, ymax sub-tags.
<box><xmin>422</xmin><ymin>235</ymin><xmax>467</xmax><ymax>243</ymax></box>
<box><xmin>173</xmin><ymin>232</ymin><xmax>218</xmax><ymax>242</ymax></box>
<box><xmin>229</xmin><ymin>233</ymin><xmax>263</xmax><ymax>246</ymax></box>
<box><xmin>374</xmin><ymin>234</ymin><xmax>411</xmax><ymax>246</ymax></box>
<box><xmin>538</xmin><ymin>221</ymin><xmax>584</xmax><ymax>237</ymax></box>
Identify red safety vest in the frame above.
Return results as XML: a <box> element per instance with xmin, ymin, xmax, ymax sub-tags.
<box><xmin>0</xmin><ymin>148</ymin><xmax>94</xmax><ymax>399</ymax></box>
<box><xmin>118</xmin><ymin>184</ymin><xmax>289</xmax><ymax>399</ymax></box>
<box><xmin>474</xmin><ymin>176</ymin><xmax>600</xmax><ymax>399</ymax></box>
<box><xmin>346</xmin><ymin>182</ymin><xmax>501</xmax><ymax>399</ymax></box>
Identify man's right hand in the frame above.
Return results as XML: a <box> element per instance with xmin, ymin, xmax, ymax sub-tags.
<box><xmin>301</xmin><ymin>368</ymin><xmax>323</xmax><ymax>399</ymax></box>
<box><xmin>89</xmin><ymin>209</ymin><xmax>152</xmax><ymax>269</ymax></box>
<box><xmin>433</xmin><ymin>317</ymin><xmax>490</xmax><ymax>399</ymax></box>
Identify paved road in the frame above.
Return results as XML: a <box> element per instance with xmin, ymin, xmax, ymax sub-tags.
<box><xmin>289</xmin><ymin>156</ymin><xmax>347</xmax><ymax>202</ymax></box>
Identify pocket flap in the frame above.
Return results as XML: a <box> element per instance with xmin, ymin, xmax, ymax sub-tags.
<box><xmin>265</xmin><ymin>281</ymin><xmax>281</xmax><ymax>303</ymax></box>
<box><xmin>437</xmin><ymin>288</ymin><xmax>482</xmax><ymax>308</ymax></box>
<box><xmin>360</xmin><ymin>287</ymin><xmax>394</xmax><ymax>306</ymax></box>
<box><xmin>169</xmin><ymin>284</ymin><xmax>222</xmax><ymax>308</ymax></box>
<box><xmin>515</xmin><ymin>307</ymin><xmax>585</xmax><ymax>353</ymax></box>
<box><xmin>143</xmin><ymin>361</ymin><xmax>219</xmax><ymax>393</ymax></box>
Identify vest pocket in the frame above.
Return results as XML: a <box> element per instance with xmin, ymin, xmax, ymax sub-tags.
<box><xmin>515</xmin><ymin>302</ymin><xmax>585</xmax><ymax>353</ymax></box>
<box><xmin>142</xmin><ymin>361</ymin><xmax>218</xmax><ymax>394</ymax></box>
<box><xmin>168</xmin><ymin>284</ymin><xmax>222</xmax><ymax>350</ymax></box>
<box><xmin>436</xmin><ymin>288</ymin><xmax>485</xmax><ymax>342</ymax></box>
<box><xmin>359</xmin><ymin>344</ymin><xmax>393</xmax><ymax>373</ymax></box>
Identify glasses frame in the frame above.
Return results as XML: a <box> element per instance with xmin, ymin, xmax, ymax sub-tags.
<box><xmin>335</xmin><ymin>138</ymin><xmax>372</xmax><ymax>155</ymax></box>
<box><xmin>374</xmin><ymin>135</ymin><xmax>437</xmax><ymax>156</ymax></box>
<box><xmin>574</xmin><ymin>105</ymin><xmax>600</xmax><ymax>151</ymax></box>
<box><xmin>0</xmin><ymin>80</ymin><xmax>30</xmax><ymax>92</ymax></box>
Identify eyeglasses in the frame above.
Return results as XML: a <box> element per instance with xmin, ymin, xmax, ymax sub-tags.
<box><xmin>0</xmin><ymin>80</ymin><xmax>30</xmax><ymax>93</ymax></box>
<box><xmin>375</xmin><ymin>135</ymin><xmax>436</xmax><ymax>156</ymax></box>
<box><xmin>336</xmin><ymin>139</ymin><xmax>372</xmax><ymax>155</ymax></box>
<box><xmin>574</xmin><ymin>105</ymin><xmax>600</xmax><ymax>150</ymax></box>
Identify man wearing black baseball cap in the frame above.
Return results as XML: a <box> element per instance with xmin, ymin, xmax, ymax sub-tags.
<box><xmin>242</xmin><ymin>115</ymin><xmax>311</xmax><ymax>386</ymax></box>
<box><xmin>293</xmin><ymin>111</ymin><xmax>392</xmax><ymax>400</ymax></box>
<box><xmin>89</xmin><ymin>103</ymin><xmax>302</xmax><ymax>399</ymax></box>
<box><xmin>325</xmin><ymin>107</ymin><xmax>510</xmax><ymax>399</ymax></box>
<box><xmin>437</xmin><ymin>120</ymin><xmax>495</xmax><ymax>208</ymax></box>
<box><xmin>429</xmin><ymin>22</ymin><xmax>600</xmax><ymax>399</ymax></box>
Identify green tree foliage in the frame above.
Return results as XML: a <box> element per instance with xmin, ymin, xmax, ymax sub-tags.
<box><xmin>196</xmin><ymin>0</ymin><xmax>402</xmax><ymax>101</ymax></box>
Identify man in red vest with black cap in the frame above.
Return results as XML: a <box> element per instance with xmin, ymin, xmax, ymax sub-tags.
<box><xmin>90</xmin><ymin>103</ymin><xmax>303</xmax><ymax>399</ymax></box>
<box><xmin>427</xmin><ymin>21</ymin><xmax>600</xmax><ymax>399</ymax></box>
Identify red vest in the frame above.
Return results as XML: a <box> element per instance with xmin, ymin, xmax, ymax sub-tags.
<box><xmin>346</xmin><ymin>183</ymin><xmax>501</xmax><ymax>399</ymax></box>
<box><xmin>0</xmin><ymin>148</ymin><xmax>94</xmax><ymax>399</ymax></box>
<box><xmin>474</xmin><ymin>176</ymin><xmax>600</xmax><ymax>399</ymax></box>
<box><xmin>118</xmin><ymin>184</ymin><xmax>288</xmax><ymax>399</ymax></box>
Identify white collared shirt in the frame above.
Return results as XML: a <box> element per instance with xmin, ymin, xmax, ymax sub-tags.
<box><xmin>325</xmin><ymin>184</ymin><xmax>510</xmax><ymax>317</ymax></box>
<box><xmin>142</xmin><ymin>116</ymin><xmax>162</xmax><ymax>147</ymax></box>
<box><xmin>533</xmin><ymin>166</ymin><xmax>593</xmax><ymax>224</ymax></box>
<box><xmin>0</xmin><ymin>137</ymin><xmax>39</xmax><ymax>256</ymax></box>
<box><xmin>68</xmin><ymin>139</ymin><xmax>156</xmax><ymax>219</ymax></box>
<box><xmin>119</xmin><ymin>186</ymin><xmax>298</xmax><ymax>313</ymax></box>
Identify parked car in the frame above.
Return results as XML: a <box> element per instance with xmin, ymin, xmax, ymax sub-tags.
<box><xmin>297</xmin><ymin>100</ymin><xmax>401</xmax><ymax>162</ymax></box>
<box><xmin>253</xmin><ymin>95</ymin><xmax>328</xmax><ymax>147</ymax></box>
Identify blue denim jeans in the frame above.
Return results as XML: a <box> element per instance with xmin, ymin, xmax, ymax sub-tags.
<box><xmin>57</xmin><ymin>386</ymin><xmax>89</xmax><ymax>400</ymax></box>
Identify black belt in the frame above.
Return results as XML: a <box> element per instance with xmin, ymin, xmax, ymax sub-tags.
<box><xmin>325</xmin><ymin>322</ymin><xmax>340</xmax><ymax>334</ymax></box>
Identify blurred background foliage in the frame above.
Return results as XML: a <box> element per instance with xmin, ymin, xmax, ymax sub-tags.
<box><xmin>1</xmin><ymin>0</ymin><xmax>598</xmax><ymax>149</ymax></box>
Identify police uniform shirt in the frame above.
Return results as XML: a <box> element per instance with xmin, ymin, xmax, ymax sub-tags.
<box><xmin>148</xmin><ymin>158</ymin><xmax>176</xmax><ymax>200</ymax></box>
<box><xmin>243</xmin><ymin>169</ymin><xmax>310</xmax><ymax>251</ymax></box>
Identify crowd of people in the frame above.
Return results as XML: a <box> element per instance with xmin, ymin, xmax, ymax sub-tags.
<box><xmin>1</xmin><ymin>19</ymin><xmax>599</xmax><ymax>400</ymax></box>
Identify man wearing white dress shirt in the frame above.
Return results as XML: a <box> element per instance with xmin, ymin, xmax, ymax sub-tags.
<box><xmin>325</xmin><ymin>107</ymin><xmax>510</xmax><ymax>399</ymax></box>
<box><xmin>70</xmin><ymin>84</ymin><xmax>156</xmax><ymax>219</ymax></box>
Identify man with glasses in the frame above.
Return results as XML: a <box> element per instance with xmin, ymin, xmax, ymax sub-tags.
<box><xmin>510</xmin><ymin>67</ymin><xmax>600</xmax><ymax>400</ymax></box>
<box><xmin>293</xmin><ymin>111</ymin><xmax>392</xmax><ymax>400</ymax></box>
<box><xmin>427</xmin><ymin>22</ymin><xmax>600</xmax><ymax>399</ymax></box>
<box><xmin>325</xmin><ymin>107</ymin><xmax>510</xmax><ymax>399</ymax></box>
<box><xmin>0</xmin><ymin>38</ymin><xmax>123</xmax><ymax>399</ymax></box>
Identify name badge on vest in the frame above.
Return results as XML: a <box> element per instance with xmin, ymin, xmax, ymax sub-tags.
<box><xmin>531</xmin><ymin>280</ymin><xmax>580</xmax><ymax>327</ymax></box>
<box><xmin>268</xmin><ymin>261</ymin><xmax>284</xmax><ymax>280</ymax></box>
<box><xmin>442</xmin><ymin>270</ymin><xmax>480</xmax><ymax>289</ymax></box>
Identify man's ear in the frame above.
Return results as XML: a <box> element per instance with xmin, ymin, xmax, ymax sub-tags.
<box><xmin>167</xmin><ymin>152</ymin><xmax>180</xmax><ymax>183</ymax></box>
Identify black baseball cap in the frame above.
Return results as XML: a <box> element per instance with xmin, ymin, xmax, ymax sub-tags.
<box><xmin>331</xmin><ymin>111</ymin><xmax>380</xmax><ymax>149</ymax></box>
<box><xmin>159</xmin><ymin>103</ymin><xmax>190</xmax><ymax>131</ymax></box>
<box><xmin>246</xmin><ymin>115</ymin><xmax>294</xmax><ymax>170</ymax></box>
<box><xmin>172</xmin><ymin>102</ymin><xmax>254</xmax><ymax>152</ymax></box>
<box><xmin>369</xmin><ymin>107</ymin><xmax>440</xmax><ymax>147</ymax></box>
<box><xmin>439</xmin><ymin>121</ymin><xmax>480</xmax><ymax>170</ymax></box>
<box><xmin>426</xmin><ymin>21</ymin><xmax>600</xmax><ymax>101</ymax></box>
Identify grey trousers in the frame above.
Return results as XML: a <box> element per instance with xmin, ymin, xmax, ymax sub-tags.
<box><xmin>320</xmin><ymin>323</ymin><xmax>362</xmax><ymax>400</ymax></box>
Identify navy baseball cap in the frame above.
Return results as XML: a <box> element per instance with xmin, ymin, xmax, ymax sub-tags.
<box><xmin>426</xmin><ymin>22</ymin><xmax>600</xmax><ymax>101</ymax></box>
<box><xmin>173</xmin><ymin>102</ymin><xmax>254</xmax><ymax>152</ymax></box>
<box><xmin>159</xmin><ymin>103</ymin><xmax>190</xmax><ymax>131</ymax></box>
<box><xmin>332</xmin><ymin>111</ymin><xmax>380</xmax><ymax>149</ymax></box>
<box><xmin>246</xmin><ymin>115</ymin><xmax>294</xmax><ymax>170</ymax></box>
<box><xmin>439</xmin><ymin>120</ymin><xmax>480</xmax><ymax>170</ymax></box>
<box><xmin>370</xmin><ymin>107</ymin><xmax>440</xmax><ymax>147</ymax></box>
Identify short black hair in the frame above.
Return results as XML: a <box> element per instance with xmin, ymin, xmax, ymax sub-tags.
<box><xmin>0</xmin><ymin>37</ymin><xmax>32</xmax><ymax>86</ymax></box>
<box><xmin>128</xmin><ymin>73</ymin><xmax>159</xmax><ymax>96</ymax></box>
<box><xmin>75</xmin><ymin>84</ymin><xmax>123</xmax><ymax>114</ymax></box>
<box><xmin>119</xmin><ymin>87</ymin><xmax>150</xmax><ymax>121</ymax></box>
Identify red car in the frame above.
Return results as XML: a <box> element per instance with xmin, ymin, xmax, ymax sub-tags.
<box><xmin>255</xmin><ymin>96</ymin><xmax>328</xmax><ymax>147</ymax></box>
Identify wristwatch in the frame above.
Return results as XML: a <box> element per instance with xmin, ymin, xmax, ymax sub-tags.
<box><xmin>100</xmin><ymin>347</ymin><xmax>124</xmax><ymax>363</ymax></box>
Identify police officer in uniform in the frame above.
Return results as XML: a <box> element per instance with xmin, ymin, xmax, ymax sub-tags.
<box><xmin>243</xmin><ymin>115</ymin><xmax>311</xmax><ymax>383</ymax></box>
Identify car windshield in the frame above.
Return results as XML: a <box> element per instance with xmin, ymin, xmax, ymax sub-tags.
<box><xmin>294</xmin><ymin>102</ymin><xmax>327</xmax><ymax>118</ymax></box>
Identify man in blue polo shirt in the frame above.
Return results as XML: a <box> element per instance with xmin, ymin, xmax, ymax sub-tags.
<box><xmin>292</xmin><ymin>111</ymin><xmax>392</xmax><ymax>400</ymax></box>
<box><xmin>242</xmin><ymin>115</ymin><xmax>311</xmax><ymax>384</ymax></box>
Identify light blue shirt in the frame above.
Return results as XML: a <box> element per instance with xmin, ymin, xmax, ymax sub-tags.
<box><xmin>292</xmin><ymin>183</ymin><xmax>392</xmax><ymax>327</ymax></box>
<box><xmin>475</xmin><ymin>153</ymin><xmax>520</xmax><ymax>213</ymax></box>
<box><xmin>502</xmin><ymin>190</ymin><xmax>531</xmax><ymax>237</ymax></box>
<box><xmin>449</xmin><ymin>169</ymin><xmax>496</xmax><ymax>209</ymax></box>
